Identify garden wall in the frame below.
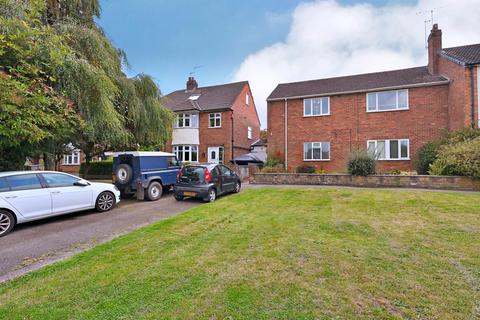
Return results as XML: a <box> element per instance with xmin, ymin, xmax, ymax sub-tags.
<box><xmin>252</xmin><ymin>173</ymin><xmax>480</xmax><ymax>191</ymax></box>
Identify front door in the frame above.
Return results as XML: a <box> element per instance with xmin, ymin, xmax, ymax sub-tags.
<box><xmin>208</xmin><ymin>147</ymin><xmax>220</xmax><ymax>163</ymax></box>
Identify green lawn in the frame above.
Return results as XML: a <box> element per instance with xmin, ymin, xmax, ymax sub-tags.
<box><xmin>1</xmin><ymin>188</ymin><xmax>479</xmax><ymax>319</ymax></box>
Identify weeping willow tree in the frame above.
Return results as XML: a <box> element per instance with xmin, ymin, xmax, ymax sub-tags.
<box><xmin>0</xmin><ymin>0</ymin><xmax>173</xmax><ymax>169</ymax></box>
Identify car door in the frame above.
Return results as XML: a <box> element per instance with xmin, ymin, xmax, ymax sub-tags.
<box><xmin>1</xmin><ymin>174</ymin><xmax>52</xmax><ymax>219</ymax></box>
<box><xmin>210</xmin><ymin>166</ymin><xmax>223</xmax><ymax>194</ymax></box>
<box><xmin>41</xmin><ymin>173</ymin><xmax>94</xmax><ymax>214</ymax></box>
<box><xmin>218</xmin><ymin>165</ymin><xmax>235</xmax><ymax>192</ymax></box>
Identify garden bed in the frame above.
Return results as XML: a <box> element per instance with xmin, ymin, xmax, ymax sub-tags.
<box><xmin>253</xmin><ymin>173</ymin><xmax>480</xmax><ymax>191</ymax></box>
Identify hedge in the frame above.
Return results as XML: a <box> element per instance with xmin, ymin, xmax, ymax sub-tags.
<box><xmin>79</xmin><ymin>160</ymin><xmax>113</xmax><ymax>177</ymax></box>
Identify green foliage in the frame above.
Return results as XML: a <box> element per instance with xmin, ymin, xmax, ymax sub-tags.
<box><xmin>260</xmin><ymin>165</ymin><xmax>285</xmax><ymax>173</ymax></box>
<box><xmin>347</xmin><ymin>150</ymin><xmax>376</xmax><ymax>176</ymax></box>
<box><xmin>295</xmin><ymin>165</ymin><xmax>315</xmax><ymax>174</ymax></box>
<box><xmin>79</xmin><ymin>159</ymin><xmax>113</xmax><ymax>176</ymax></box>
<box><xmin>416</xmin><ymin>142</ymin><xmax>441</xmax><ymax>175</ymax></box>
<box><xmin>0</xmin><ymin>0</ymin><xmax>172</xmax><ymax>170</ymax></box>
<box><xmin>429</xmin><ymin>137</ymin><xmax>480</xmax><ymax>179</ymax></box>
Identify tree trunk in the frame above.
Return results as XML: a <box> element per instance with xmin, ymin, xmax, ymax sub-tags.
<box><xmin>43</xmin><ymin>153</ymin><xmax>55</xmax><ymax>170</ymax></box>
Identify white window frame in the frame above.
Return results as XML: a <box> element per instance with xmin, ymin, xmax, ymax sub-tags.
<box><xmin>367</xmin><ymin>139</ymin><xmax>410</xmax><ymax>160</ymax></box>
<box><xmin>208</xmin><ymin>113</ymin><xmax>222</xmax><ymax>128</ymax></box>
<box><xmin>247</xmin><ymin>126</ymin><xmax>253</xmax><ymax>140</ymax></box>
<box><xmin>303</xmin><ymin>97</ymin><xmax>330</xmax><ymax>117</ymax></box>
<box><xmin>174</xmin><ymin>113</ymin><xmax>198</xmax><ymax>128</ymax></box>
<box><xmin>173</xmin><ymin>145</ymin><xmax>198</xmax><ymax>163</ymax></box>
<box><xmin>63</xmin><ymin>150</ymin><xmax>80</xmax><ymax>165</ymax></box>
<box><xmin>366</xmin><ymin>89</ymin><xmax>409</xmax><ymax>112</ymax></box>
<box><xmin>303</xmin><ymin>142</ymin><xmax>331</xmax><ymax>161</ymax></box>
<box><xmin>246</xmin><ymin>93</ymin><xmax>249</xmax><ymax>105</ymax></box>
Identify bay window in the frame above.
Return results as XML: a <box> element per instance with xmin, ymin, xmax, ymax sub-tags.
<box><xmin>63</xmin><ymin>150</ymin><xmax>80</xmax><ymax>165</ymax></box>
<box><xmin>173</xmin><ymin>145</ymin><xmax>198</xmax><ymax>162</ymax></box>
<box><xmin>368</xmin><ymin>139</ymin><xmax>409</xmax><ymax>160</ymax></box>
<box><xmin>303</xmin><ymin>142</ymin><xmax>330</xmax><ymax>161</ymax></box>
<box><xmin>175</xmin><ymin>113</ymin><xmax>198</xmax><ymax>128</ymax></box>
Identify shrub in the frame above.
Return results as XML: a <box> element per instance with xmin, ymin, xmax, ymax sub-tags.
<box><xmin>264</xmin><ymin>158</ymin><xmax>283</xmax><ymax>168</ymax></box>
<box><xmin>429</xmin><ymin>137</ymin><xmax>480</xmax><ymax>179</ymax></box>
<box><xmin>315</xmin><ymin>168</ymin><xmax>326</xmax><ymax>174</ymax></box>
<box><xmin>385</xmin><ymin>169</ymin><xmax>401</xmax><ymax>175</ymax></box>
<box><xmin>296</xmin><ymin>165</ymin><xmax>315</xmax><ymax>174</ymax></box>
<box><xmin>260</xmin><ymin>165</ymin><xmax>284</xmax><ymax>173</ymax></box>
<box><xmin>79</xmin><ymin>160</ymin><xmax>113</xmax><ymax>177</ymax></box>
<box><xmin>416</xmin><ymin>142</ymin><xmax>441</xmax><ymax>175</ymax></box>
<box><xmin>347</xmin><ymin>150</ymin><xmax>376</xmax><ymax>176</ymax></box>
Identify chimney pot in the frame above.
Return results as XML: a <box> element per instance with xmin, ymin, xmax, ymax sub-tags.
<box><xmin>186</xmin><ymin>76</ymin><xmax>198</xmax><ymax>91</ymax></box>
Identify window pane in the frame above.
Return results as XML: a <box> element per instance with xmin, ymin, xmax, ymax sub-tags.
<box><xmin>178</xmin><ymin>116</ymin><xmax>184</xmax><ymax>127</ymax></box>
<box><xmin>368</xmin><ymin>141</ymin><xmax>376</xmax><ymax>156</ymax></box>
<box><xmin>304</xmin><ymin>143</ymin><xmax>312</xmax><ymax>160</ymax></box>
<box><xmin>304</xmin><ymin>99</ymin><xmax>312</xmax><ymax>115</ymax></box>
<box><xmin>312</xmin><ymin>98</ymin><xmax>321</xmax><ymax>115</ymax></box>
<box><xmin>367</xmin><ymin>93</ymin><xmax>376</xmax><ymax>111</ymax></box>
<box><xmin>0</xmin><ymin>178</ymin><xmax>9</xmax><ymax>192</ymax></box>
<box><xmin>219</xmin><ymin>147</ymin><xmax>224</xmax><ymax>163</ymax></box>
<box><xmin>400</xmin><ymin>140</ymin><xmax>408</xmax><ymax>158</ymax></box>
<box><xmin>321</xmin><ymin>97</ymin><xmax>329</xmax><ymax>114</ymax></box>
<box><xmin>209</xmin><ymin>117</ymin><xmax>215</xmax><ymax>127</ymax></box>
<box><xmin>377</xmin><ymin>141</ymin><xmax>386</xmax><ymax>159</ymax></box>
<box><xmin>192</xmin><ymin>149</ymin><xmax>198</xmax><ymax>162</ymax></box>
<box><xmin>43</xmin><ymin>173</ymin><xmax>79</xmax><ymax>187</ymax></box>
<box><xmin>216</xmin><ymin>117</ymin><xmax>221</xmax><ymax>127</ymax></box>
<box><xmin>398</xmin><ymin>90</ymin><xmax>408</xmax><ymax>108</ymax></box>
<box><xmin>191</xmin><ymin>114</ymin><xmax>198</xmax><ymax>127</ymax></box>
<box><xmin>321</xmin><ymin>142</ymin><xmax>330</xmax><ymax>159</ymax></box>
<box><xmin>184</xmin><ymin>116</ymin><xmax>190</xmax><ymax>127</ymax></box>
<box><xmin>6</xmin><ymin>174</ymin><xmax>42</xmax><ymax>191</ymax></box>
<box><xmin>377</xmin><ymin>91</ymin><xmax>397</xmax><ymax>110</ymax></box>
<box><xmin>389</xmin><ymin>140</ymin><xmax>399</xmax><ymax>159</ymax></box>
<box><xmin>313</xmin><ymin>145</ymin><xmax>321</xmax><ymax>159</ymax></box>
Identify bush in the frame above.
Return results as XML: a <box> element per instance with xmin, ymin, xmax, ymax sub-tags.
<box><xmin>429</xmin><ymin>137</ymin><xmax>480</xmax><ymax>179</ymax></box>
<box><xmin>79</xmin><ymin>160</ymin><xmax>113</xmax><ymax>176</ymax></box>
<box><xmin>347</xmin><ymin>150</ymin><xmax>376</xmax><ymax>176</ymax></box>
<box><xmin>296</xmin><ymin>165</ymin><xmax>315</xmax><ymax>174</ymax></box>
<box><xmin>416</xmin><ymin>142</ymin><xmax>441</xmax><ymax>175</ymax></box>
<box><xmin>260</xmin><ymin>165</ymin><xmax>285</xmax><ymax>173</ymax></box>
<box><xmin>315</xmin><ymin>168</ymin><xmax>326</xmax><ymax>174</ymax></box>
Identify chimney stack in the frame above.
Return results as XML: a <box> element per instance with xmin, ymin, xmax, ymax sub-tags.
<box><xmin>186</xmin><ymin>76</ymin><xmax>198</xmax><ymax>91</ymax></box>
<box><xmin>427</xmin><ymin>24</ymin><xmax>442</xmax><ymax>75</ymax></box>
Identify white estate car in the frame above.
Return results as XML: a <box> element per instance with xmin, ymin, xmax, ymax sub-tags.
<box><xmin>0</xmin><ymin>171</ymin><xmax>120</xmax><ymax>237</ymax></box>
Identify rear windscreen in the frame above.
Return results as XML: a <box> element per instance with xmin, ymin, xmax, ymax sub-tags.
<box><xmin>180</xmin><ymin>166</ymin><xmax>204</xmax><ymax>184</ymax></box>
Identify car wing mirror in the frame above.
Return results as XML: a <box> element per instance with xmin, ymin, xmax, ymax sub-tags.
<box><xmin>74</xmin><ymin>180</ymin><xmax>89</xmax><ymax>187</ymax></box>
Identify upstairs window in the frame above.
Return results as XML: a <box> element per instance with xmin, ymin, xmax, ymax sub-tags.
<box><xmin>247</xmin><ymin>126</ymin><xmax>253</xmax><ymax>139</ymax></box>
<box><xmin>246</xmin><ymin>93</ymin><xmax>249</xmax><ymax>105</ymax></box>
<box><xmin>175</xmin><ymin>113</ymin><xmax>198</xmax><ymax>128</ymax></box>
<box><xmin>209</xmin><ymin>113</ymin><xmax>221</xmax><ymax>128</ymax></box>
<box><xmin>367</xmin><ymin>89</ymin><xmax>408</xmax><ymax>112</ymax></box>
<box><xmin>367</xmin><ymin>139</ymin><xmax>409</xmax><ymax>160</ymax></box>
<box><xmin>304</xmin><ymin>142</ymin><xmax>330</xmax><ymax>160</ymax></box>
<box><xmin>63</xmin><ymin>150</ymin><xmax>80</xmax><ymax>165</ymax></box>
<box><xmin>304</xmin><ymin>97</ymin><xmax>330</xmax><ymax>116</ymax></box>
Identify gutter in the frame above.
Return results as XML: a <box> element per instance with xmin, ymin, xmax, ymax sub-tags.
<box><xmin>267</xmin><ymin>80</ymin><xmax>450</xmax><ymax>102</ymax></box>
<box><xmin>284</xmin><ymin>98</ymin><xmax>288</xmax><ymax>170</ymax></box>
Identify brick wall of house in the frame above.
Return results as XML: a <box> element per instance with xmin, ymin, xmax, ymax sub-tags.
<box><xmin>232</xmin><ymin>84</ymin><xmax>261</xmax><ymax>156</ymax></box>
<box><xmin>198</xmin><ymin>110</ymin><xmax>233</xmax><ymax>163</ymax></box>
<box><xmin>58</xmin><ymin>151</ymin><xmax>86</xmax><ymax>176</ymax></box>
<box><xmin>437</xmin><ymin>55</ymin><xmax>474</xmax><ymax>130</ymax></box>
<box><xmin>268</xmin><ymin>84</ymin><xmax>450</xmax><ymax>173</ymax></box>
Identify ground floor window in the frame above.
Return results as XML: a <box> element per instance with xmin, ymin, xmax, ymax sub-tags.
<box><xmin>367</xmin><ymin>139</ymin><xmax>409</xmax><ymax>160</ymax></box>
<box><xmin>173</xmin><ymin>145</ymin><xmax>198</xmax><ymax>162</ymax></box>
<box><xmin>63</xmin><ymin>150</ymin><xmax>80</xmax><ymax>165</ymax></box>
<box><xmin>303</xmin><ymin>142</ymin><xmax>330</xmax><ymax>160</ymax></box>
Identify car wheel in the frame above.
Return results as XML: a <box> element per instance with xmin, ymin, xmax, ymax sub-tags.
<box><xmin>95</xmin><ymin>192</ymin><xmax>116</xmax><ymax>212</ymax></box>
<box><xmin>146</xmin><ymin>181</ymin><xmax>163</xmax><ymax>201</ymax></box>
<box><xmin>115</xmin><ymin>164</ymin><xmax>133</xmax><ymax>185</ymax></box>
<box><xmin>204</xmin><ymin>188</ymin><xmax>216</xmax><ymax>203</ymax></box>
<box><xmin>174</xmin><ymin>193</ymin><xmax>184</xmax><ymax>201</ymax></box>
<box><xmin>233</xmin><ymin>181</ymin><xmax>241</xmax><ymax>193</ymax></box>
<box><xmin>0</xmin><ymin>210</ymin><xmax>15</xmax><ymax>237</ymax></box>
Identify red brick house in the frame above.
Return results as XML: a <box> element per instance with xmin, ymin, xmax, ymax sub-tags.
<box><xmin>164</xmin><ymin>78</ymin><xmax>261</xmax><ymax>164</ymax></box>
<box><xmin>267</xmin><ymin>24</ymin><xmax>479</xmax><ymax>173</ymax></box>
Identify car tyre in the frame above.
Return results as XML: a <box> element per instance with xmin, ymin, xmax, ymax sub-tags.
<box><xmin>146</xmin><ymin>181</ymin><xmax>163</xmax><ymax>201</ymax></box>
<box><xmin>204</xmin><ymin>188</ymin><xmax>217</xmax><ymax>203</ymax></box>
<box><xmin>0</xmin><ymin>210</ymin><xmax>15</xmax><ymax>237</ymax></box>
<box><xmin>115</xmin><ymin>164</ymin><xmax>133</xmax><ymax>185</ymax></box>
<box><xmin>174</xmin><ymin>193</ymin><xmax>184</xmax><ymax>201</ymax></box>
<box><xmin>95</xmin><ymin>192</ymin><xmax>116</xmax><ymax>212</ymax></box>
<box><xmin>233</xmin><ymin>181</ymin><xmax>241</xmax><ymax>193</ymax></box>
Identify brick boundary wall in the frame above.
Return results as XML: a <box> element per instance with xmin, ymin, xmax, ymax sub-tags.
<box><xmin>252</xmin><ymin>173</ymin><xmax>480</xmax><ymax>191</ymax></box>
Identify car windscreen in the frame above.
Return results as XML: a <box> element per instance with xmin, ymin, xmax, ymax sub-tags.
<box><xmin>179</xmin><ymin>166</ymin><xmax>205</xmax><ymax>184</ymax></box>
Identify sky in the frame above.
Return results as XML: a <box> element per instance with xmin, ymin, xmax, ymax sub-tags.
<box><xmin>97</xmin><ymin>0</ymin><xmax>480</xmax><ymax>128</ymax></box>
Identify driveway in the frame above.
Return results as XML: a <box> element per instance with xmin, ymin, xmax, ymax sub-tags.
<box><xmin>0</xmin><ymin>191</ymin><xmax>200</xmax><ymax>282</ymax></box>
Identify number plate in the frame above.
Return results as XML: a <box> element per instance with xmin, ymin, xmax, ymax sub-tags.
<box><xmin>183</xmin><ymin>191</ymin><xmax>197</xmax><ymax>197</ymax></box>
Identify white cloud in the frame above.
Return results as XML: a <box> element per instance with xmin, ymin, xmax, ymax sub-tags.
<box><xmin>233</xmin><ymin>0</ymin><xmax>480</xmax><ymax>128</ymax></box>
